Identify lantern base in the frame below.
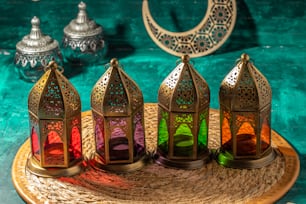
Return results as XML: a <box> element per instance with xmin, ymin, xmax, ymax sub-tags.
<box><xmin>26</xmin><ymin>155</ymin><xmax>86</xmax><ymax>177</ymax></box>
<box><xmin>153</xmin><ymin>150</ymin><xmax>211</xmax><ymax>169</ymax></box>
<box><xmin>89</xmin><ymin>153</ymin><xmax>150</xmax><ymax>173</ymax></box>
<box><xmin>216</xmin><ymin>147</ymin><xmax>277</xmax><ymax>169</ymax></box>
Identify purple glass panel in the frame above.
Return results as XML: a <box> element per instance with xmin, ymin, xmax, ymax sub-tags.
<box><xmin>95</xmin><ymin>116</ymin><xmax>105</xmax><ymax>157</ymax></box>
<box><xmin>134</xmin><ymin>113</ymin><xmax>145</xmax><ymax>156</ymax></box>
<box><xmin>109</xmin><ymin>118</ymin><xmax>129</xmax><ymax>161</ymax></box>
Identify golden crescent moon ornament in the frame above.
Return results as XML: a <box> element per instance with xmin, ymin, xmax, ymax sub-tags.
<box><xmin>142</xmin><ymin>0</ymin><xmax>237</xmax><ymax>58</ymax></box>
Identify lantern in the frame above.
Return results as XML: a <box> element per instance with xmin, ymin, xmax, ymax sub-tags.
<box><xmin>27</xmin><ymin>61</ymin><xmax>84</xmax><ymax>177</ymax></box>
<box><xmin>90</xmin><ymin>58</ymin><xmax>148</xmax><ymax>172</ymax></box>
<box><xmin>154</xmin><ymin>55</ymin><xmax>211</xmax><ymax>169</ymax></box>
<box><xmin>217</xmin><ymin>53</ymin><xmax>276</xmax><ymax>168</ymax></box>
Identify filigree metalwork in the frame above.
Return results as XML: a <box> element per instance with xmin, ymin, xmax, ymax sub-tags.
<box><xmin>15</xmin><ymin>16</ymin><xmax>62</xmax><ymax>82</ymax></box>
<box><xmin>62</xmin><ymin>34</ymin><xmax>105</xmax><ymax>53</ymax></box>
<box><xmin>159</xmin><ymin>56</ymin><xmax>210</xmax><ymax>112</ymax></box>
<box><xmin>217</xmin><ymin>53</ymin><xmax>276</xmax><ymax>169</ymax></box>
<box><xmin>28</xmin><ymin>63</ymin><xmax>81</xmax><ymax>118</ymax></box>
<box><xmin>27</xmin><ymin>61</ymin><xmax>84</xmax><ymax>177</ymax></box>
<box><xmin>142</xmin><ymin>0</ymin><xmax>237</xmax><ymax>57</ymax></box>
<box><xmin>156</xmin><ymin>55</ymin><xmax>210</xmax><ymax>169</ymax></box>
<box><xmin>91</xmin><ymin>59</ymin><xmax>144</xmax><ymax>115</ymax></box>
<box><xmin>219</xmin><ymin>54</ymin><xmax>272</xmax><ymax>111</ymax></box>
<box><xmin>90</xmin><ymin>58</ymin><xmax>147</xmax><ymax>171</ymax></box>
<box><xmin>62</xmin><ymin>2</ymin><xmax>105</xmax><ymax>63</ymax></box>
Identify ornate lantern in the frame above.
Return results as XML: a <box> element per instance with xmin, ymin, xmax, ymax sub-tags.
<box><xmin>27</xmin><ymin>61</ymin><xmax>84</xmax><ymax>177</ymax></box>
<box><xmin>62</xmin><ymin>2</ymin><xmax>106</xmax><ymax>65</ymax></box>
<box><xmin>217</xmin><ymin>53</ymin><xmax>276</xmax><ymax>168</ymax></box>
<box><xmin>90</xmin><ymin>58</ymin><xmax>148</xmax><ymax>172</ymax></box>
<box><xmin>155</xmin><ymin>55</ymin><xmax>211</xmax><ymax>169</ymax></box>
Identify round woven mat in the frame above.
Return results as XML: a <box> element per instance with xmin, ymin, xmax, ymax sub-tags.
<box><xmin>12</xmin><ymin>103</ymin><xmax>299</xmax><ymax>204</ymax></box>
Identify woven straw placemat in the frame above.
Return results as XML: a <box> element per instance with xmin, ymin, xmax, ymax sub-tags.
<box><xmin>12</xmin><ymin>103</ymin><xmax>299</xmax><ymax>204</ymax></box>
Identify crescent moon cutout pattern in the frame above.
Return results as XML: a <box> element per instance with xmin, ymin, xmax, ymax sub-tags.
<box><xmin>142</xmin><ymin>0</ymin><xmax>237</xmax><ymax>58</ymax></box>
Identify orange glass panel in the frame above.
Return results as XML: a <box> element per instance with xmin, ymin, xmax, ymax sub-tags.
<box><xmin>236</xmin><ymin>122</ymin><xmax>256</xmax><ymax>156</ymax></box>
<box><xmin>261</xmin><ymin>118</ymin><xmax>270</xmax><ymax>153</ymax></box>
<box><xmin>221</xmin><ymin>117</ymin><xmax>232</xmax><ymax>152</ymax></box>
<box><xmin>44</xmin><ymin>130</ymin><xmax>64</xmax><ymax>165</ymax></box>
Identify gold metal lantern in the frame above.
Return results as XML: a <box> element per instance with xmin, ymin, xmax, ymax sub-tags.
<box><xmin>217</xmin><ymin>53</ymin><xmax>276</xmax><ymax>169</ymax></box>
<box><xmin>27</xmin><ymin>61</ymin><xmax>84</xmax><ymax>177</ymax></box>
<box><xmin>154</xmin><ymin>55</ymin><xmax>211</xmax><ymax>169</ymax></box>
<box><xmin>90</xmin><ymin>58</ymin><xmax>148</xmax><ymax>172</ymax></box>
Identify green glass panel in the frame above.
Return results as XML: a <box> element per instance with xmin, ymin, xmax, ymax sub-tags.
<box><xmin>174</xmin><ymin>123</ymin><xmax>193</xmax><ymax>157</ymax></box>
<box><xmin>158</xmin><ymin>118</ymin><xmax>169</xmax><ymax>147</ymax></box>
<box><xmin>198</xmin><ymin>119</ymin><xmax>208</xmax><ymax>146</ymax></box>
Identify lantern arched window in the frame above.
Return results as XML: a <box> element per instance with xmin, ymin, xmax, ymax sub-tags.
<box><xmin>217</xmin><ymin>53</ymin><xmax>276</xmax><ymax>168</ymax></box>
<box><xmin>155</xmin><ymin>55</ymin><xmax>211</xmax><ymax>169</ymax></box>
<box><xmin>27</xmin><ymin>61</ymin><xmax>84</xmax><ymax>177</ymax></box>
<box><xmin>90</xmin><ymin>58</ymin><xmax>147</xmax><ymax>172</ymax></box>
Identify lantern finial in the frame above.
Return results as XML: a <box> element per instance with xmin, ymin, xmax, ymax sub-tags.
<box><xmin>181</xmin><ymin>55</ymin><xmax>190</xmax><ymax>63</ymax></box>
<box><xmin>240</xmin><ymin>53</ymin><xmax>250</xmax><ymax>62</ymax></box>
<box><xmin>47</xmin><ymin>60</ymin><xmax>58</xmax><ymax>71</ymax></box>
<box><xmin>110</xmin><ymin>58</ymin><xmax>119</xmax><ymax>67</ymax></box>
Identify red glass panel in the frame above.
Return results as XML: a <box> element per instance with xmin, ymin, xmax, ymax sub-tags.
<box><xmin>70</xmin><ymin>126</ymin><xmax>82</xmax><ymax>161</ymax></box>
<box><xmin>44</xmin><ymin>130</ymin><xmax>64</xmax><ymax>166</ymax></box>
<box><xmin>31</xmin><ymin>127</ymin><xmax>40</xmax><ymax>161</ymax></box>
<box><xmin>236</xmin><ymin>122</ymin><xmax>256</xmax><ymax>156</ymax></box>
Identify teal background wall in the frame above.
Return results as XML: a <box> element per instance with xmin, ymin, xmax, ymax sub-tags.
<box><xmin>0</xmin><ymin>0</ymin><xmax>306</xmax><ymax>203</ymax></box>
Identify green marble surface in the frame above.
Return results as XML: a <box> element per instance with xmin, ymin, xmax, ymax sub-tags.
<box><xmin>0</xmin><ymin>0</ymin><xmax>306</xmax><ymax>203</ymax></box>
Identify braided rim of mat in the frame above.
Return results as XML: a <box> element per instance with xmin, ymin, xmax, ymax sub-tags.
<box><xmin>12</xmin><ymin>104</ymin><xmax>299</xmax><ymax>204</ymax></box>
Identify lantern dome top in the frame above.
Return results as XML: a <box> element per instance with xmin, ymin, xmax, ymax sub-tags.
<box><xmin>63</xmin><ymin>1</ymin><xmax>102</xmax><ymax>38</ymax></box>
<box><xmin>91</xmin><ymin>58</ymin><xmax>143</xmax><ymax>116</ymax></box>
<box><xmin>28</xmin><ymin>61</ymin><xmax>81</xmax><ymax>118</ymax></box>
<box><xmin>219</xmin><ymin>53</ymin><xmax>272</xmax><ymax>111</ymax></box>
<box><xmin>158</xmin><ymin>55</ymin><xmax>210</xmax><ymax>112</ymax></box>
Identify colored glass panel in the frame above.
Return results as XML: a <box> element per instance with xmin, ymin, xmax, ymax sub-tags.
<box><xmin>41</xmin><ymin>74</ymin><xmax>65</xmax><ymax>117</ymax></box>
<box><xmin>221</xmin><ymin>116</ymin><xmax>232</xmax><ymax>152</ymax></box>
<box><xmin>158</xmin><ymin>110</ymin><xmax>169</xmax><ymax>154</ymax></box>
<box><xmin>261</xmin><ymin>118</ymin><xmax>270</xmax><ymax>153</ymax></box>
<box><xmin>134</xmin><ymin>113</ymin><xmax>145</xmax><ymax>157</ymax></box>
<box><xmin>198</xmin><ymin>119</ymin><xmax>208</xmax><ymax>146</ymax></box>
<box><xmin>70</xmin><ymin>126</ymin><xmax>82</xmax><ymax>161</ymax></box>
<box><xmin>94</xmin><ymin>114</ymin><xmax>105</xmax><ymax>158</ymax></box>
<box><xmin>108</xmin><ymin>118</ymin><xmax>129</xmax><ymax>161</ymax></box>
<box><xmin>236</xmin><ymin>122</ymin><xmax>256</xmax><ymax>156</ymax></box>
<box><xmin>31</xmin><ymin>126</ymin><xmax>40</xmax><ymax>161</ymax></box>
<box><xmin>173</xmin><ymin>122</ymin><xmax>194</xmax><ymax>157</ymax></box>
<box><xmin>174</xmin><ymin>68</ymin><xmax>195</xmax><ymax>110</ymax></box>
<box><xmin>44</xmin><ymin>130</ymin><xmax>64</xmax><ymax>165</ymax></box>
<box><xmin>158</xmin><ymin>118</ymin><xmax>169</xmax><ymax>145</ymax></box>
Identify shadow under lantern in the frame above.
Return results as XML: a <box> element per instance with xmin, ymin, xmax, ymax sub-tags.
<box><xmin>90</xmin><ymin>58</ymin><xmax>148</xmax><ymax>172</ymax></box>
<box><xmin>217</xmin><ymin>53</ymin><xmax>276</xmax><ymax>169</ymax></box>
<box><xmin>155</xmin><ymin>55</ymin><xmax>211</xmax><ymax>169</ymax></box>
<box><xmin>27</xmin><ymin>61</ymin><xmax>84</xmax><ymax>177</ymax></box>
